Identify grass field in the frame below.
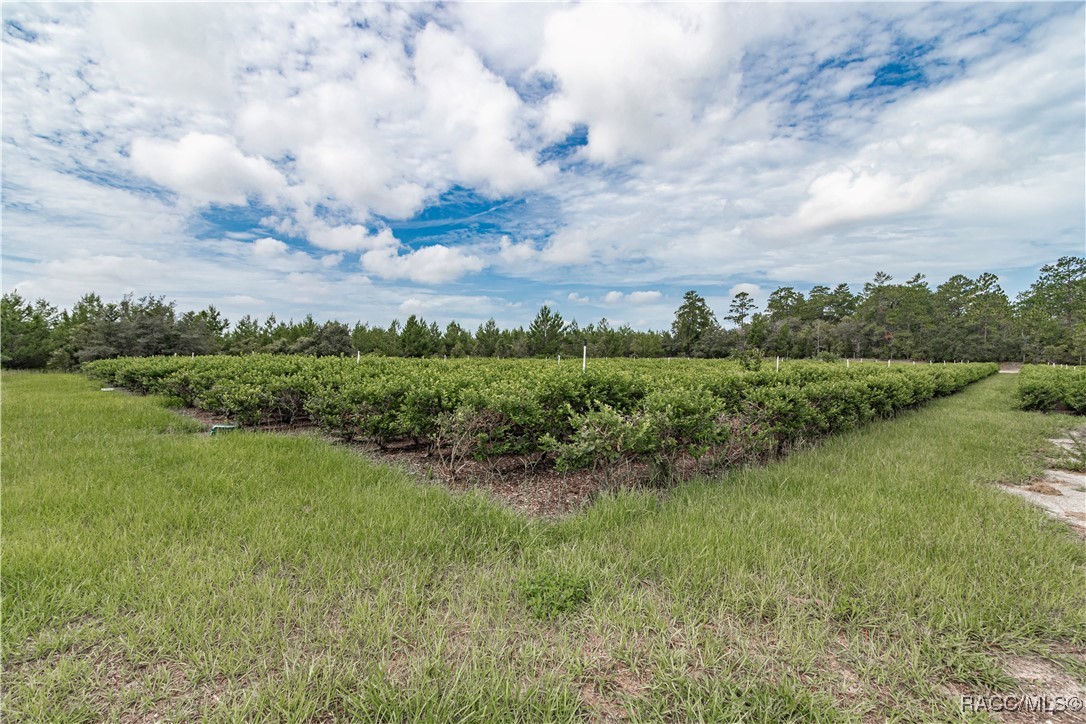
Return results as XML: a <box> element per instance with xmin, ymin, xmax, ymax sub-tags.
<box><xmin>3</xmin><ymin>372</ymin><xmax>1084</xmax><ymax>721</ymax></box>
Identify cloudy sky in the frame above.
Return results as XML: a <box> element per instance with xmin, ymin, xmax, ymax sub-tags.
<box><xmin>3</xmin><ymin>2</ymin><xmax>1083</xmax><ymax>331</ymax></box>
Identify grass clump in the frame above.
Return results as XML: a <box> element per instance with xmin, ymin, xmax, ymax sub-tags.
<box><xmin>518</xmin><ymin>568</ymin><xmax>592</xmax><ymax>620</ymax></box>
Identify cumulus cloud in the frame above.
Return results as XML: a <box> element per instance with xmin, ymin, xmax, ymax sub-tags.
<box><xmin>414</xmin><ymin>23</ymin><xmax>550</xmax><ymax>196</ymax></box>
<box><xmin>251</xmin><ymin>237</ymin><xmax>289</xmax><ymax>260</ymax></box>
<box><xmin>361</xmin><ymin>244</ymin><xmax>486</xmax><ymax>284</ymax></box>
<box><xmin>130</xmin><ymin>133</ymin><xmax>285</xmax><ymax>205</ymax></box>
<box><xmin>602</xmin><ymin>290</ymin><xmax>664</xmax><ymax>305</ymax></box>
<box><xmin>306</xmin><ymin>223</ymin><xmax>398</xmax><ymax>253</ymax></box>
<box><xmin>784</xmin><ymin>168</ymin><xmax>938</xmax><ymax>234</ymax></box>
<box><xmin>602</xmin><ymin>291</ymin><xmax>624</xmax><ymax>305</ymax></box>
<box><xmin>497</xmin><ymin>236</ymin><xmax>540</xmax><ymax>266</ymax></box>
<box><xmin>444</xmin><ymin>3</ymin><xmax>555</xmax><ymax>78</ymax></box>
<box><xmin>2</xmin><ymin>2</ymin><xmax>1082</xmax><ymax>332</ymax></box>
<box><xmin>628</xmin><ymin>291</ymin><xmax>664</xmax><ymax>304</ymax></box>
<box><xmin>536</xmin><ymin>3</ymin><xmax>735</xmax><ymax>163</ymax></box>
<box><xmin>538</xmin><ymin>231</ymin><xmax>593</xmax><ymax>266</ymax></box>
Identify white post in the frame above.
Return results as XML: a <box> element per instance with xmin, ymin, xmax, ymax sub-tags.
<box><xmin>557</xmin><ymin>354</ymin><xmax>561</xmax><ymax>365</ymax></box>
<box><xmin>846</xmin><ymin>358</ymin><xmax>850</xmax><ymax>368</ymax></box>
<box><xmin>356</xmin><ymin>350</ymin><xmax>361</xmax><ymax>363</ymax></box>
<box><xmin>775</xmin><ymin>356</ymin><xmax>780</xmax><ymax>373</ymax></box>
<box><xmin>583</xmin><ymin>344</ymin><xmax>587</xmax><ymax>373</ymax></box>
<box><xmin>887</xmin><ymin>358</ymin><xmax>891</xmax><ymax>368</ymax></box>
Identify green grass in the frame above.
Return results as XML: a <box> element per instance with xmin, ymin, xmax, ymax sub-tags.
<box><xmin>3</xmin><ymin>372</ymin><xmax>1084</xmax><ymax>722</ymax></box>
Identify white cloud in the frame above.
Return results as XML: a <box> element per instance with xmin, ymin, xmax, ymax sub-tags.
<box><xmin>728</xmin><ymin>284</ymin><xmax>761</xmax><ymax>299</ymax></box>
<box><xmin>2</xmin><ymin>3</ymin><xmax>1082</xmax><ymax>332</ymax></box>
<box><xmin>90</xmin><ymin>3</ymin><xmax>237</xmax><ymax>108</ymax></box>
<box><xmin>784</xmin><ymin>168</ymin><xmax>938</xmax><ymax>234</ymax></box>
<box><xmin>602</xmin><ymin>291</ymin><xmax>624</xmax><ymax>305</ymax></box>
<box><xmin>130</xmin><ymin>133</ymin><xmax>285</xmax><ymax>206</ymax></box>
<box><xmin>306</xmin><ymin>223</ymin><xmax>398</xmax><ymax>253</ymax></box>
<box><xmin>41</xmin><ymin>252</ymin><xmax>165</xmax><ymax>286</ymax></box>
<box><xmin>398</xmin><ymin>293</ymin><xmax>501</xmax><ymax>319</ymax></box>
<box><xmin>444</xmin><ymin>3</ymin><xmax>556</xmax><ymax>78</ymax></box>
<box><xmin>249</xmin><ymin>237</ymin><xmax>337</xmax><ymax>274</ymax></box>
<box><xmin>602</xmin><ymin>290</ymin><xmax>664</xmax><ymax>306</ymax></box>
<box><xmin>536</xmin><ymin>4</ymin><xmax>735</xmax><ymax>163</ymax></box>
<box><xmin>497</xmin><ymin>235</ymin><xmax>538</xmax><ymax>265</ymax></box>
<box><xmin>539</xmin><ymin>231</ymin><xmax>593</xmax><ymax>266</ymax></box>
<box><xmin>251</xmin><ymin>237</ymin><xmax>289</xmax><ymax>260</ymax></box>
<box><xmin>414</xmin><ymin>23</ymin><xmax>549</xmax><ymax>197</ymax></box>
<box><xmin>567</xmin><ymin>292</ymin><xmax>589</xmax><ymax>303</ymax></box>
<box><xmin>627</xmin><ymin>291</ymin><xmax>663</xmax><ymax>304</ymax></box>
<box><xmin>361</xmin><ymin>244</ymin><xmax>486</xmax><ymax>284</ymax></box>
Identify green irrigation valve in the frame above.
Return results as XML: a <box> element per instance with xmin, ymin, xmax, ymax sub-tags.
<box><xmin>210</xmin><ymin>425</ymin><xmax>237</xmax><ymax>436</ymax></box>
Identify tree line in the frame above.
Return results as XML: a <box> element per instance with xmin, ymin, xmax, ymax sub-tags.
<box><xmin>2</xmin><ymin>257</ymin><xmax>1082</xmax><ymax>369</ymax></box>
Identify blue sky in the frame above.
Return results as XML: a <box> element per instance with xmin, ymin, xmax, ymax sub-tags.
<box><xmin>2</xmin><ymin>2</ymin><xmax>1083</xmax><ymax>331</ymax></box>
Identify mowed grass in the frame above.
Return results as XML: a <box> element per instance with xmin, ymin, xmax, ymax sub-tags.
<box><xmin>2</xmin><ymin>372</ymin><xmax>1084</xmax><ymax>722</ymax></box>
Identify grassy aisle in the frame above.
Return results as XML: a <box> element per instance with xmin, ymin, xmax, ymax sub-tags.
<box><xmin>3</xmin><ymin>372</ymin><xmax>1084</xmax><ymax>722</ymax></box>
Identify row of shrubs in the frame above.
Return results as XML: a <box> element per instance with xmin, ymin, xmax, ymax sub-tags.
<box><xmin>1017</xmin><ymin>365</ymin><xmax>1086</xmax><ymax>414</ymax></box>
<box><xmin>85</xmin><ymin>356</ymin><xmax>997</xmax><ymax>484</ymax></box>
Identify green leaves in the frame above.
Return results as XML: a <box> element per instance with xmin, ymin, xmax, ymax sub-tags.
<box><xmin>84</xmin><ymin>356</ymin><xmax>998</xmax><ymax>483</ymax></box>
<box><xmin>517</xmin><ymin>568</ymin><xmax>591</xmax><ymax>620</ymax></box>
<box><xmin>1018</xmin><ymin>364</ymin><xmax>1086</xmax><ymax>414</ymax></box>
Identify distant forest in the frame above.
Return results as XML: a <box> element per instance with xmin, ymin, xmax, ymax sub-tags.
<box><xmin>3</xmin><ymin>257</ymin><xmax>1083</xmax><ymax>369</ymax></box>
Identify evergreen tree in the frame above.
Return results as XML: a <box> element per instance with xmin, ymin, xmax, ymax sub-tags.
<box><xmin>311</xmin><ymin>321</ymin><xmax>353</xmax><ymax>356</ymax></box>
<box><xmin>400</xmin><ymin>315</ymin><xmax>440</xmax><ymax>357</ymax></box>
<box><xmin>671</xmin><ymin>290</ymin><xmax>718</xmax><ymax>356</ymax></box>
<box><xmin>766</xmin><ymin>287</ymin><xmax>804</xmax><ymax>319</ymax></box>
<box><xmin>1015</xmin><ymin>256</ymin><xmax>1086</xmax><ymax>362</ymax></box>
<box><xmin>725</xmin><ymin>291</ymin><xmax>757</xmax><ymax>327</ymax></box>
<box><xmin>442</xmin><ymin>321</ymin><xmax>473</xmax><ymax>357</ymax></box>
<box><xmin>527</xmin><ymin>305</ymin><xmax>565</xmax><ymax>356</ymax></box>
<box><xmin>1</xmin><ymin>291</ymin><xmax>57</xmax><ymax>368</ymax></box>
<box><xmin>474</xmin><ymin>319</ymin><xmax>500</xmax><ymax>357</ymax></box>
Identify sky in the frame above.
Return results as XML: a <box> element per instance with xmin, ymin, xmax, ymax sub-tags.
<box><xmin>2</xmin><ymin>2</ymin><xmax>1084</xmax><ymax>332</ymax></box>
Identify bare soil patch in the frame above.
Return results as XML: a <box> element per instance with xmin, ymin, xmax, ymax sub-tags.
<box><xmin>365</xmin><ymin>443</ymin><xmax>641</xmax><ymax>517</ymax></box>
<box><xmin>1023</xmin><ymin>482</ymin><xmax>1064</xmax><ymax>496</ymax></box>
<box><xmin>991</xmin><ymin>655</ymin><xmax>1086</xmax><ymax>723</ymax></box>
<box><xmin>1001</xmin><ymin>427</ymin><xmax>1086</xmax><ymax>539</ymax></box>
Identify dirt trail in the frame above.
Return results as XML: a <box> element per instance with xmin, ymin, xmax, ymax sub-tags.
<box><xmin>1001</xmin><ymin>427</ymin><xmax>1086</xmax><ymax>538</ymax></box>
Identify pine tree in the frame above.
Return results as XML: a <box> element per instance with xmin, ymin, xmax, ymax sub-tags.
<box><xmin>671</xmin><ymin>290</ymin><xmax>718</xmax><ymax>356</ymax></box>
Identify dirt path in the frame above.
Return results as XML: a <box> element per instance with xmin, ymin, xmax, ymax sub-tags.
<box><xmin>1002</xmin><ymin>427</ymin><xmax>1086</xmax><ymax>538</ymax></box>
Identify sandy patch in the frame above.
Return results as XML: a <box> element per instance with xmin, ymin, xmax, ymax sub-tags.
<box><xmin>1001</xmin><ymin>429</ymin><xmax>1086</xmax><ymax>539</ymax></box>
